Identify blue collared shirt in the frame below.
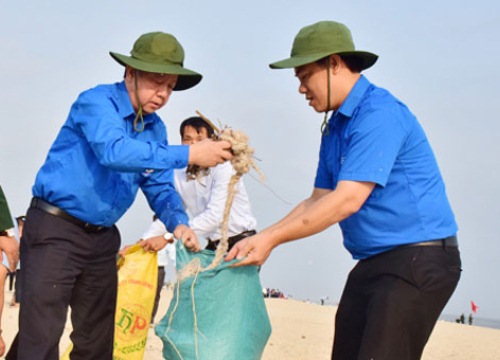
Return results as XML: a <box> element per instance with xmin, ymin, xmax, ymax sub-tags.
<box><xmin>315</xmin><ymin>75</ymin><xmax>458</xmax><ymax>259</ymax></box>
<box><xmin>33</xmin><ymin>81</ymin><xmax>189</xmax><ymax>231</ymax></box>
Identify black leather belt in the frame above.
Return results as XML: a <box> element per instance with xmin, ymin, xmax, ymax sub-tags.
<box><xmin>206</xmin><ymin>230</ymin><xmax>256</xmax><ymax>251</ymax></box>
<box><xmin>406</xmin><ymin>235</ymin><xmax>458</xmax><ymax>248</ymax></box>
<box><xmin>30</xmin><ymin>197</ymin><xmax>109</xmax><ymax>233</ymax></box>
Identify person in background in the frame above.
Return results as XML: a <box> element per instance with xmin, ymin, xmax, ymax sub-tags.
<box><xmin>0</xmin><ymin>186</ymin><xmax>19</xmax><ymax>273</ymax></box>
<box><xmin>227</xmin><ymin>20</ymin><xmax>461</xmax><ymax>360</ymax></box>
<box><xmin>141</xmin><ymin>116</ymin><xmax>257</xmax><ymax>253</ymax></box>
<box><xmin>9</xmin><ymin>215</ymin><xmax>25</xmax><ymax>308</ymax></box>
<box><xmin>3</xmin><ymin>216</ymin><xmax>25</xmax><ymax>360</ymax></box>
<box><xmin>150</xmin><ymin>244</ymin><xmax>175</xmax><ymax>325</ymax></box>
<box><xmin>17</xmin><ymin>32</ymin><xmax>232</xmax><ymax>360</ymax></box>
<box><xmin>132</xmin><ymin>215</ymin><xmax>176</xmax><ymax>325</ymax></box>
<box><xmin>0</xmin><ymin>242</ymin><xmax>9</xmax><ymax>357</ymax></box>
<box><xmin>0</xmin><ymin>186</ymin><xmax>20</xmax><ymax>357</ymax></box>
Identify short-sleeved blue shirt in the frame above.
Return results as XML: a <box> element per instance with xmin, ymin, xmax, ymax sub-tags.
<box><xmin>33</xmin><ymin>81</ymin><xmax>189</xmax><ymax>231</ymax></box>
<box><xmin>314</xmin><ymin>75</ymin><xmax>457</xmax><ymax>259</ymax></box>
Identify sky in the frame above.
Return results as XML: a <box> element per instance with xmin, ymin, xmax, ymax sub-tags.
<box><xmin>1</xmin><ymin>1</ymin><xmax>499</xmax><ymax>321</ymax></box>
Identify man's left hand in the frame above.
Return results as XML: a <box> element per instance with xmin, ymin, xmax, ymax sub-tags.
<box><xmin>140</xmin><ymin>234</ymin><xmax>172</xmax><ymax>252</ymax></box>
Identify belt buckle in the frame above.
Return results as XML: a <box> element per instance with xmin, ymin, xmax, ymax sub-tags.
<box><xmin>84</xmin><ymin>223</ymin><xmax>102</xmax><ymax>233</ymax></box>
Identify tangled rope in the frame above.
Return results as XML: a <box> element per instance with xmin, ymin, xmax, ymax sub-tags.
<box><xmin>196</xmin><ymin>111</ymin><xmax>264</xmax><ymax>269</ymax></box>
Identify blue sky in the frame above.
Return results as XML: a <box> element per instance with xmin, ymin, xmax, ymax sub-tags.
<box><xmin>1</xmin><ymin>1</ymin><xmax>499</xmax><ymax>321</ymax></box>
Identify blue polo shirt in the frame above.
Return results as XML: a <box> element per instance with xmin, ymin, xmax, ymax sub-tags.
<box><xmin>33</xmin><ymin>81</ymin><xmax>189</xmax><ymax>231</ymax></box>
<box><xmin>314</xmin><ymin>75</ymin><xmax>457</xmax><ymax>259</ymax></box>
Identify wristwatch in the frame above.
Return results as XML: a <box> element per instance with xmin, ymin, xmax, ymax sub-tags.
<box><xmin>163</xmin><ymin>233</ymin><xmax>173</xmax><ymax>242</ymax></box>
<box><xmin>0</xmin><ymin>227</ymin><xmax>15</xmax><ymax>237</ymax></box>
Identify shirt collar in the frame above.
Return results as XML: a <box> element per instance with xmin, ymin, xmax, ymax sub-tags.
<box><xmin>116</xmin><ymin>81</ymin><xmax>135</xmax><ymax>119</ymax></box>
<box><xmin>337</xmin><ymin>74</ymin><xmax>371</xmax><ymax>119</ymax></box>
<box><xmin>116</xmin><ymin>81</ymin><xmax>157</xmax><ymax>126</ymax></box>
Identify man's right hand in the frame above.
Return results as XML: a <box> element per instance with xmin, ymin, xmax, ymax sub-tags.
<box><xmin>189</xmin><ymin>139</ymin><xmax>233</xmax><ymax>168</ymax></box>
<box><xmin>225</xmin><ymin>233</ymin><xmax>274</xmax><ymax>267</ymax></box>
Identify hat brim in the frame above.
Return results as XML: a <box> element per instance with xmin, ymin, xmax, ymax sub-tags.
<box><xmin>269</xmin><ymin>50</ymin><xmax>378</xmax><ymax>71</ymax></box>
<box><xmin>110</xmin><ymin>52</ymin><xmax>202</xmax><ymax>91</ymax></box>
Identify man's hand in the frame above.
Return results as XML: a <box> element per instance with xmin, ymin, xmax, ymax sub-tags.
<box><xmin>0</xmin><ymin>235</ymin><xmax>19</xmax><ymax>272</ymax></box>
<box><xmin>174</xmin><ymin>225</ymin><xmax>200</xmax><ymax>252</ymax></box>
<box><xmin>140</xmin><ymin>234</ymin><xmax>173</xmax><ymax>252</ymax></box>
<box><xmin>118</xmin><ymin>244</ymin><xmax>132</xmax><ymax>258</ymax></box>
<box><xmin>189</xmin><ymin>139</ymin><xmax>233</xmax><ymax>168</ymax></box>
<box><xmin>225</xmin><ymin>233</ymin><xmax>274</xmax><ymax>267</ymax></box>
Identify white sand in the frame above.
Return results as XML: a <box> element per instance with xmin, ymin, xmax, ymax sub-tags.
<box><xmin>2</xmin><ymin>286</ymin><xmax>499</xmax><ymax>359</ymax></box>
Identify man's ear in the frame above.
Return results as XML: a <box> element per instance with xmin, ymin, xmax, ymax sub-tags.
<box><xmin>124</xmin><ymin>66</ymin><xmax>133</xmax><ymax>80</ymax></box>
<box><xmin>329</xmin><ymin>55</ymin><xmax>342</xmax><ymax>74</ymax></box>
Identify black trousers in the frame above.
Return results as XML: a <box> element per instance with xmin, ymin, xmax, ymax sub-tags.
<box><xmin>332</xmin><ymin>244</ymin><xmax>461</xmax><ymax>360</ymax></box>
<box><xmin>14</xmin><ymin>269</ymin><xmax>22</xmax><ymax>303</ymax></box>
<box><xmin>17</xmin><ymin>207</ymin><xmax>120</xmax><ymax>360</ymax></box>
<box><xmin>151</xmin><ymin>266</ymin><xmax>166</xmax><ymax>323</ymax></box>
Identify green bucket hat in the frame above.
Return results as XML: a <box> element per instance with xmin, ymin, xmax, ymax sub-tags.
<box><xmin>110</xmin><ymin>32</ymin><xmax>202</xmax><ymax>91</ymax></box>
<box><xmin>269</xmin><ymin>21</ymin><xmax>378</xmax><ymax>70</ymax></box>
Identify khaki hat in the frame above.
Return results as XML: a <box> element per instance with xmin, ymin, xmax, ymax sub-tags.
<box><xmin>110</xmin><ymin>32</ymin><xmax>202</xmax><ymax>91</ymax></box>
<box><xmin>269</xmin><ymin>21</ymin><xmax>378</xmax><ymax>70</ymax></box>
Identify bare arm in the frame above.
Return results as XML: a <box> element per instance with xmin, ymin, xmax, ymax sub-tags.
<box><xmin>0</xmin><ymin>266</ymin><xmax>8</xmax><ymax>356</ymax></box>
<box><xmin>0</xmin><ymin>236</ymin><xmax>19</xmax><ymax>272</ymax></box>
<box><xmin>264</xmin><ymin>187</ymin><xmax>332</xmax><ymax>231</ymax></box>
<box><xmin>226</xmin><ymin>180</ymin><xmax>376</xmax><ymax>266</ymax></box>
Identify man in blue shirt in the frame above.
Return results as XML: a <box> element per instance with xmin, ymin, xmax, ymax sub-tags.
<box><xmin>227</xmin><ymin>21</ymin><xmax>461</xmax><ymax>359</ymax></box>
<box><xmin>17</xmin><ymin>32</ymin><xmax>232</xmax><ymax>360</ymax></box>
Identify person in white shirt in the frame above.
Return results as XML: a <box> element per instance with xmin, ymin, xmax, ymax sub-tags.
<box><xmin>140</xmin><ymin>216</ymin><xmax>176</xmax><ymax>324</ymax></box>
<box><xmin>142</xmin><ymin>116</ymin><xmax>257</xmax><ymax>252</ymax></box>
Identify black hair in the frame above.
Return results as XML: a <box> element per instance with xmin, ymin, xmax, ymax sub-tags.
<box><xmin>179</xmin><ymin>116</ymin><xmax>215</xmax><ymax>138</ymax></box>
<box><xmin>316</xmin><ymin>54</ymin><xmax>364</xmax><ymax>73</ymax></box>
<box><xmin>338</xmin><ymin>54</ymin><xmax>365</xmax><ymax>73</ymax></box>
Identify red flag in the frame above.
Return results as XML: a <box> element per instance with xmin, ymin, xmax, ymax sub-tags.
<box><xmin>471</xmin><ymin>300</ymin><xmax>479</xmax><ymax>314</ymax></box>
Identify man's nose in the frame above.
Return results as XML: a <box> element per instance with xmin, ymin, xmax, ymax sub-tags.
<box><xmin>157</xmin><ymin>86</ymin><xmax>172</xmax><ymax>99</ymax></box>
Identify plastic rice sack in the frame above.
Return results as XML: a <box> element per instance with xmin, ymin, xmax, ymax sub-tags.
<box><xmin>113</xmin><ymin>244</ymin><xmax>158</xmax><ymax>360</ymax></box>
<box><xmin>155</xmin><ymin>241</ymin><xmax>271</xmax><ymax>360</ymax></box>
<box><xmin>61</xmin><ymin>244</ymin><xmax>158</xmax><ymax>360</ymax></box>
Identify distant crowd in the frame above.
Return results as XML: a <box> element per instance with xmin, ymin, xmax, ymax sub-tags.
<box><xmin>263</xmin><ymin>288</ymin><xmax>287</xmax><ymax>299</ymax></box>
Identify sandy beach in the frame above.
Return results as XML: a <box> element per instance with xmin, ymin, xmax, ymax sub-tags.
<box><xmin>2</xmin><ymin>286</ymin><xmax>499</xmax><ymax>359</ymax></box>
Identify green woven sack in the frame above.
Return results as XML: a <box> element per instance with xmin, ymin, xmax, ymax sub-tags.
<box><xmin>155</xmin><ymin>241</ymin><xmax>271</xmax><ymax>360</ymax></box>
